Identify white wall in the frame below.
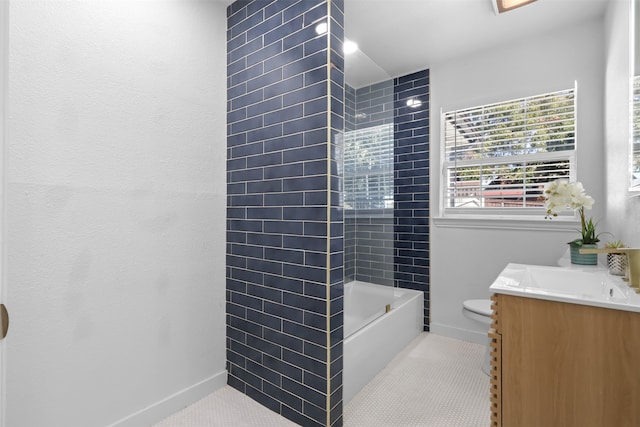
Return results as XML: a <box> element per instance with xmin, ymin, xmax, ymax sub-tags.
<box><xmin>4</xmin><ymin>1</ymin><xmax>227</xmax><ymax>426</ymax></box>
<box><xmin>603</xmin><ymin>0</ymin><xmax>640</xmax><ymax>247</ymax></box>
<box><xmin>429</xmin><ymin>19</ymin><xmax>606</xmax><ymax>343</ymax></box>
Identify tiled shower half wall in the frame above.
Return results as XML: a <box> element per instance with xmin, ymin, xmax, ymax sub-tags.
<box><xmin>226</xmin><ymin>0</ymin><xmax>428</xmax><ymax>425</ymax></box>
<box><xmin>226</xmin><ymin>1</ymin><xmax>344</xmax><ymax>426</ymax></box>
<box><xmin>344</xmin><ymin>71</ymin><xmax>430</xmax><ymax>328</ymax></box>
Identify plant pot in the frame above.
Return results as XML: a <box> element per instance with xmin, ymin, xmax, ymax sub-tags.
<box><xmin>607</xmin><ymin>253</ymin><xmax>628</xmax><ymax>276</ymax></box>
<box><xmin>569</xmin><ymin>243</ymin><xmax>598</xmax><ymax>265</ymax></box>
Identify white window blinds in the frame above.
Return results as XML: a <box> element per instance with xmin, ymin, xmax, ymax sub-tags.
<box><xmin>632</xmin><ymin>76</ymin><xmax>640</xmax><ymax>188</ymax></box>
<box><xmin>442</xmin><ymin>87</ymin><xmax>576</xmax><ymax>215</ymax></box>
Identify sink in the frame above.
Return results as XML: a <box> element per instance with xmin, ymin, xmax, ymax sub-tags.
<box><xmin>520</xmin><ymin>266</ymin><xmax>628</xmax><ymax>301</ymax></box>
<box><xmin>490</xmin><ymin>263</ymin><xmax>637</xmax><ymax>311</ymax></box>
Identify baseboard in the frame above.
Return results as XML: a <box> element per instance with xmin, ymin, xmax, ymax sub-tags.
<box><xmin>430</xmin><ymin>322</ymin><xmax>488</xmax><ymax>345</ymax></box>
<box><xmin>108</xmin><ymin>370</ymin><xmax>227</xmax><ymax>427</ymax></box>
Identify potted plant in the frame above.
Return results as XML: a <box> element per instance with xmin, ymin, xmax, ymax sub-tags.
<box><xmin>542</xmin><ymin>179</ymin><xmax>601</xmax><ymax>265</ymax></box>
<box><xmin>605</xmin><ymin>240</ymin><xmax>628</xmax><ymax>276</ymax></box>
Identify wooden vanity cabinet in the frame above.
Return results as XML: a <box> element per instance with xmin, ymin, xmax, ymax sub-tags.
<box><xmin>489</xmin><ymin>293</ymin><xmax>640</xmax><ymax>427</ymax></box>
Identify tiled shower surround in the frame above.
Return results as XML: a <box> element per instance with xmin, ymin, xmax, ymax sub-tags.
<box><xmin>226</xmin><ymin>1</ymin><xmax>344</xmax><ymax>426</ymax></box>
<box><xmin>226</xmin><ymin>0</ymin><xmax>428</xmax><ymax>425</ymax></box>
<box><xmin>344</xmin><ymin>72</ymin><xmax>430</xmax><ymax>327</ymax></box>
<box><xmin>393</xmin><ymin>70</ymin><xmax>430</xmax><ymax>328</ymax></box>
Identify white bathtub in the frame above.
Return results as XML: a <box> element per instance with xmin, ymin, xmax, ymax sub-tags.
<box><xmin>342</xmin><ymin>280</ymin><xmax>424</xmax><ymax>404</ymax></box>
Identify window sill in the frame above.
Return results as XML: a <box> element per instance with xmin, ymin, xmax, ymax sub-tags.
<box><xmin>432</xmin><ymin>215</ymin><xmax>579</xmax><ymax>231</ymax></box>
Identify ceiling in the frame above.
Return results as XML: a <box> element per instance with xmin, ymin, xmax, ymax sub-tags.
<box><xmin>343</xmin><ymin>0</ymin><xmax>610</xmax><ymax>88</ymax></box>
<box><xmin>223</xmin><ymin>0</ymin><xmax>612</xmax><ymax>88</ymax></box>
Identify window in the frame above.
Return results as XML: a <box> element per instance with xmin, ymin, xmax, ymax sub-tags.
<box><xmin>342</xmin><ymin>124</ymin><xmax>394</xmax><ymax>210</ymax></box>
<box><xmin>442</xmin><ymin>87</ymin><xmax>576</xmax><ymax>217</ymax></box>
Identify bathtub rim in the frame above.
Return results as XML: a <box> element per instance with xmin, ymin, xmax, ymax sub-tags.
<box><xmin>343</xmin><ymin>280</ymin><xmax>423</xmax><ymax>340</ymax></box>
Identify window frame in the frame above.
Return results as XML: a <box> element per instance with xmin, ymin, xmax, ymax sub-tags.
<box><xmin>439</xmin><ymin>87</ymin><xmax>578</xmax><ymax>221</ymax></box>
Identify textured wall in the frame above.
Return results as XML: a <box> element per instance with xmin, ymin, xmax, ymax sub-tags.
<box><xmin>603</xmin><ymin>0</ymin><xmax>640</xmax><ymax>248</ymax></box>
<box><xmin>226</xmin><ymin>1</ymin><xmax>344</xmax><ymax>425</ymax></box>
<box><xmin>4</xmin><ymin>1</ymin><xmax>228</xmax><ymax>426</ymax></box>
<box><xmin>430</xmin><ymin>19</ymin><xmax>606</xmax><ymax>344</ymax></box>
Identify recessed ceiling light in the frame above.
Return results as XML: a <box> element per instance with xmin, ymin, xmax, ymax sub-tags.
<box><xmin>406</xmin><ymin>98</ymin><xmax>422</xmax><ymax>108</ymax></box>
<box><xmin>493</xmin><ymin>0</ymin><xmax>537</xmax><ymax>14</ymax></box>
<box><xmin>343</xmin><ymin>40</ymin><xmax>358</xmax><ymax>55</ymax></box>
<box><xmin>315</xmin><ymin>22</ymin><xmax>328</xmax><ymax>35</ymax></box>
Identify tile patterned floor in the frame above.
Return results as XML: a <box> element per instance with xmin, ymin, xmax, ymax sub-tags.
<box><xmin>152</xmin><ymin>385</ymin><xmax>299</xmax><ymax>427</ymax></box>
<box><xmin>343</xmin><ymin>333</ymin><xmax>490</xmax><ymax>426</ymax></box>
<box><xmin>153</xmin><ymin>333</ymin><xmax>490</xmax><ymax>427</ymax></box>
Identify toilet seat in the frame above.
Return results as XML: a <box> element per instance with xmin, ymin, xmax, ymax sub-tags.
<box><xmin>463</xmin><ymin>299</ymin><xmax>492</xmax><ymax>317</ymax></box>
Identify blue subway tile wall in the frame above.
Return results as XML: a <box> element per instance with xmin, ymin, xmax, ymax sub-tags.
<box><xmin>354</xmin><ymin>79</ymin><xmax>394</xmax><ymax>130</ymax></box>
<box><xmin>394</xmin><ymin>69</ymin><xmax>430</xmax><ymax>329</ymax></box>
<box><xmin>227</xmin><ymin>1</ymin><xmax>344</xmax><ymax>426</ymax></box>
<box><xmin>328</xmin><ymin>2</ymin><xmax>344</xmax><ymax>425</ymax></box>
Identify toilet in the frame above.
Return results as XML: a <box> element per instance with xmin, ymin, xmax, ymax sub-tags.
<box><xmin>462</xmin><ymin>299</ymin><xmax>492</xmax><ymax>375</ymax></box>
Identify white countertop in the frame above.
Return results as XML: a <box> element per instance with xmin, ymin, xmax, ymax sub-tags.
<box><xmin>489</xmin><ymin>263</ymin><xmax>640</xmax><ymax>313</ymax></box>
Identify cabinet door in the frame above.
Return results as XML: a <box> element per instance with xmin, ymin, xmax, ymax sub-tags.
<box><xmin>500</xmin><ymin>295</ymin><xmax>640</xmax><ymax>427</ymax></box>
